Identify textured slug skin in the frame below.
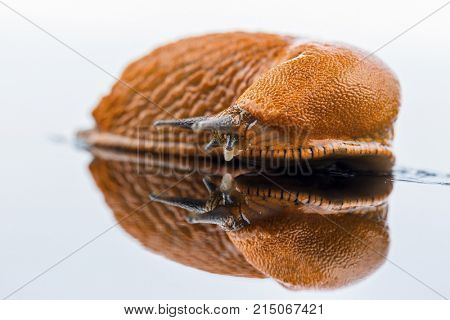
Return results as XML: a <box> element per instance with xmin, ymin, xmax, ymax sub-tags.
<box><xmin>89</xmin><ymin>155</ymin><xmax>263</xmax><ymax>278</ymax></box>
<box><xmin>88</xmin><ymin>149</ymin><xmax>391</xmax><ymax>289</ymax></box>
<box><xmin>92</xmin><ymin>32</ymin><xmax>290</xmax><ymax>138</ymax></box>
<box><xmin>225</xmin><ymin>174</ymin><xmax>391</xmax><ymax>289</ymax></box>
<box><xmin>228</xmin><ymin>205</ymin><xmax>389</xmax><ymax>289</ymax></box>
<box><xmin>238</xmin><ymin>42</ymin><xmax>400</xmax><ymax>141</ymax></box>
<box><xmin>85</xmin><ymin>32</ymin><xmax>400</xmax><ymax>166</ymax></box>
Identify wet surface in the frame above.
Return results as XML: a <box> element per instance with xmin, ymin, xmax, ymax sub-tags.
<box><xmin>90</xmin><ymin>151</ymin><xmax>393</xmax><ymax>289</ymax></box>
<box><xmin>1</xmin><ymin>1</ymin><xmax>450</xmax><ymax>300</ymax></box>
<box><xmin>1</xmin><ymin>137</ymin><xmax>449</xmax><ymax>299</ymax></box>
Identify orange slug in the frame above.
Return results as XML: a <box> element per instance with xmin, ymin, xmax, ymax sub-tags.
<box><xmin>89</xmin><ymin>149</ymin><xmax>391</xmax><ymax>289</ymax></box>
<box><xmin>81</xmin><ymin>32</ymin><xmax>400</xmax><ymax>169</ymax></box>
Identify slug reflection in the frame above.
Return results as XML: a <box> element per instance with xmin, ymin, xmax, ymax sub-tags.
<box><xmin>89</xmin><ymin>149</ymin><xmax>391</xmax><ymax>290</ymax></box>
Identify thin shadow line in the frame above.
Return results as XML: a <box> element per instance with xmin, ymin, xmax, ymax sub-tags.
<box><xmin>363</xmin><ymin>2</ymin><xmax>449</xmax><ymax>59</ymax></box>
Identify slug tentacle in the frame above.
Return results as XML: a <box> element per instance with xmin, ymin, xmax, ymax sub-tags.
<box><xmin>192</xmin><ymin>115</ymin><xmax>238</xmax><ymax>132</ymax></box>
<box><xmin>153</xmin><ymin>116</ymin><xmax>209</xmax><ymax>129</ymax></box>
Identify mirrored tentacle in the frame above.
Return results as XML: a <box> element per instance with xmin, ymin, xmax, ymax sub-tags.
<box><xmin>219</xmin><ymin>173</ymin><xmax>234</xmax><ymax>193</ymax></box>
<box><xmin>149</xmin><ymin>194</ymin><xmax>208</xmax><ymax>214</ymax></box>
<box><xmin>224</xmin><ymin>135</ymin><xmax>239</xmax><ymax>161</ymax></box>
<box><xmin>150</xmin><ymin>174</ymin><xmax>248</xmax><ymax>231</ymax></box>
<box><xmin>202</xmin><ymin>176</ymin><xmax>217</xmax><ymax>194</ymax></box>
<box><xmin>153</xmin><ymin>116</ymin><xmax>209</xmax><ymax>129</ymax></box>
<box><xmin>217</xmin><ymin>173</ymin><xmax>235</xmax><ymax>205</ymax></box>
<box><xmin>186</xmin><ymin>206</ymin><xmax>249</xmax><ymax>231</ymax></box>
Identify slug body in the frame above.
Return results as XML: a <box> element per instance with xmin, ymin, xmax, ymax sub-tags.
<box><xmin>82</xmin><ymin>32</ymin><xmax>400</xmax><ymax>168</ymax></box>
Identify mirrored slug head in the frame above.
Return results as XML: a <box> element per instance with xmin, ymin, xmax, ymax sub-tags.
<box><xmin>155</xmin><ymin>42</ymin><xmax>400</xmax><ymax>169</ymax></box>
<box><xmin>150</xmin><ymin>171</ymin><xmax>392</xmax><ymax>289</ymax></box>
<box><xmin>149</xmin><ymin>174</ymin><xmax>250</xmax><ymax>232</ymax></box>
<box><xmin>228</xmin><ymin>205</ymin><xmax>389</xmax><ymax>289</ymax></box>
<box><xmin>88</xmin><ymin>154</ymin><xmax>263</xmax><ymax>278</ymax></box>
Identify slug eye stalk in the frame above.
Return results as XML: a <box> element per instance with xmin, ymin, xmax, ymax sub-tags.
<box><xmin>152</xmin><ymin>116</ymin><xmax>209</xmax><ymax>129</ymax></box>
<box><xmin>153</xmin><ymin>114</ymin><xmax>241</xmax><ymax>132</ymax></box>
<box><xmin>153</xmin><ymin>107</ymin><xmax>257</xmax><ymax>161</ymax></box>
<box><xmin>149</xmin><ymin>174</ymin><xmax>249</xmax><ymax>231</ymax></box>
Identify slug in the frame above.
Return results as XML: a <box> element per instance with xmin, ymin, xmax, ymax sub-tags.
<box><xmin>89</xmin><ymin>148</ymin><xmax>390</xmax><ymax>289</ymax></box>
<box><xmin>80</xmin><ymin>32</ymin><xmax>400</xmax><ymax>169</ymax></box>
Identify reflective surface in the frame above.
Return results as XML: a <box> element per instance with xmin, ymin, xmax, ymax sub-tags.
<box><xmin>3</xmin><ymin>138</ymin><xmax>450</xmax><ymax>299</ymax></box>
<box><xmin>90</xmin><ymin>150</ymin><xmax>392</xmax><ymax>289</ymax></box>
<box><xmin>1</xmin><ymin>0</ymin><xmax>450</xmax><ymax>299</ymax></box>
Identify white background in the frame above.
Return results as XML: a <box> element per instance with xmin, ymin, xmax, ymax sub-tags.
<box><xmin>0</xmin><ymin>0</ymin><xmax>449</xmax><ymax>299</ymax></box>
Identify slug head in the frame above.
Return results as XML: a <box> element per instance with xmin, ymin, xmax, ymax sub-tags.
<box><xmin>154</xmin><ymin>41</ymin><xmax>400</xmax><ymax>168</ymax></box>
<box><xmin>237</xmin><ymin>42</ymin><xmax>400</xmax><ymax>141</ymax></box>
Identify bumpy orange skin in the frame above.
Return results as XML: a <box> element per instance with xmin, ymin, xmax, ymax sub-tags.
<box><xmin>83</xmin><ymin>32</ymin><xmax>400</xmax><ymax>168</ymax></box>
<box><xmin>228</xmin><ymin>207</ymin><xmax>389</xmax><ymax>289</ymax></box>
<box><xmin>89</xmin><ymin>149</ymin><xmax>391</xmax><ymax>289</ymax></box>
<box><xmin>89</xmin><ymin>154</ymin><xmax>263</xmax><ymax>278</ymax></box>
<box><xmin>87</xmin><ymin>33</ymin><xmax>290</xmax><ymax>146</ymax></box>
<box><xmin>239</xmin><ymin>43</ymin><xmax>399</xmax><ymax>140</ymax></box>
<box><xmin>227</xmin><ymin>174</ymin><xmax>391</xmax><ymax>289</ymax></box>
